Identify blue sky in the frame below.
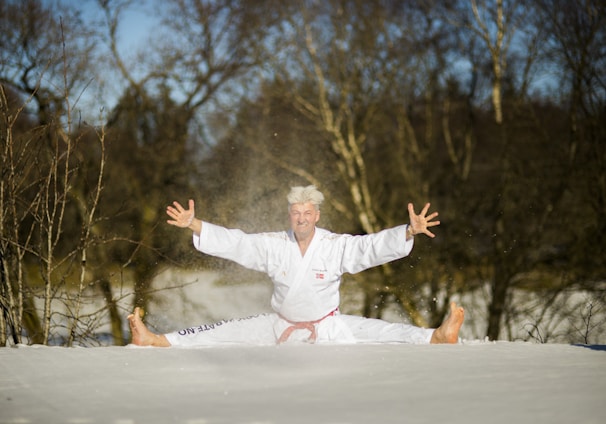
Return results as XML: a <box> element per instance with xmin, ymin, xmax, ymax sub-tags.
<box><xmin>76</xmin><ymin>0</ymin><xmax>158</xmax><ymax>54</ymax></box>
<box><xmin>44</xmin><ymin>0</ymin><xmax>162</xmax><ymax>121</ymax></box>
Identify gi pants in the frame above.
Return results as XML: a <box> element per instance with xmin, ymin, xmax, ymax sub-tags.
<box><xmin>164</xmin><ymin>312</ymin><xmax>434</xmax><ymax>347</ymax></box>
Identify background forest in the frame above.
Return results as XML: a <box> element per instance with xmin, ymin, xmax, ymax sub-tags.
<box><xmin>1</xmin><ymin>0</ymin><xmax>604</xmax><ymax>347</ymax></box>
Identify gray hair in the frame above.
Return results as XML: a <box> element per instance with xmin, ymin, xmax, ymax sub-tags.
<box><xmin>287</xmin><ymin>185</ymin><xmax>325</xmax><ymax>209</ymax></box>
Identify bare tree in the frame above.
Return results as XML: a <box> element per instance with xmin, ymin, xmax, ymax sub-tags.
<box><xmin>0</xmin><ymin>0</ymin><xmax>97</xmax><ymax>124</ymax></box>
<box><xmin>440</xmin><ymin>0</ymin><xmax>562</xmax><ymax>340</ymax></box>
<box><xmin>0</xmin><ymin>85</ymin><xmax>42</xmax><ymax>345</ymax></box>
<box><xmin>0</xmin><ymin>76</ymin><xmax>108</xmax><ymax>346</ymax></box>
<box><xmin>535</xmin><ymin>0</ymin><xmax>606</xmax><ymax>278</ymax></box>
<box><xmin>249</xmin><ymin>1</ymin><xmax>469</xmax><ymax>325</ymax></box>
<box><xmin>96</xmin><ymin>0</ymin><xmax>279</xmax><ymax>315</ymax></box>
<box><xmin>1</xmin><ymin>0</ymin><xmax>116</xmax><ymax>346</ymax></box>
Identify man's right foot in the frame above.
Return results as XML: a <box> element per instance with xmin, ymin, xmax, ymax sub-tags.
<box><xmin>127</xmin><ymin>307</ymin><xmax>171</xmax><ymax>347</ymax></box>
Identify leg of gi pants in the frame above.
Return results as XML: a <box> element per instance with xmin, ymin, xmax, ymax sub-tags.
<box><xmin>164</xmin><ymin>313</ymin><xmax>279</xmax><ymax>347</ymax></box>
<box><xmin>337</xmin><ymin>314</ymin><xmax>434</xmax><ymax>344</ymax></box>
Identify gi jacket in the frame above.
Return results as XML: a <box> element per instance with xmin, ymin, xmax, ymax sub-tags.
<box><xmin>193</xmin><ymin>222</ymin><xmax>414</xmax><ymax>323</ymax></box>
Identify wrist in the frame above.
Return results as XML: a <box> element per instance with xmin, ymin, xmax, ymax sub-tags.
<box><xmin>186</xmin><ymin>215</ymin><xmax>195</xmax><ymax>228</ymax></box>
<box><xmin>406</xmin><ymin>225</ymin><xmax>415</xmax><ymax>238</ymax></box>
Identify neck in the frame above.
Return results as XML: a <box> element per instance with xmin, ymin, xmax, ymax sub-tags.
<box><xmin>295</xmin><ymin>227</ymin><xmax>315</xmax><ymax>256</ymax></box>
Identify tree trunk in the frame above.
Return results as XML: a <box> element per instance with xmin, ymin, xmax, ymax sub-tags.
<box><xmin>21</xmin><ymin>292</ymin><xmax>44</xmax><ymax>344</ymax></box>
<box><xmin>99</xmin><ymin>278</ymin><xmax>125</xmax><ymax>346</ymax></box>
<box><xmin>486</xmin><ymin>264</ymin><xmax>509</xmax><ymax>341</ymax></box>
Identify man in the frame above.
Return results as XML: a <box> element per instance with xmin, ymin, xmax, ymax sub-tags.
<box><xmin>128</xmin><ymin>185</ymin><xmax>464</xmax><ymax>347</ymax></box>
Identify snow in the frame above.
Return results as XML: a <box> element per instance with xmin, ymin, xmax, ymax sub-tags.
<box><xmin>2</xmin><ymin>270</ymin><xmax>605</xmax><ymax>423</ymax></box>
<box><xmin>1</xmin><ymin>342</ymin><xmax>605</xmax><ymax>423</ymax></box>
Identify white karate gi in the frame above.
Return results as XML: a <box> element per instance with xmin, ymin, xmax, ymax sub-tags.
<box><xmin>164</xmin><ymin>222</ymin><xmax>434</xmax><ymax>346</ymax></box>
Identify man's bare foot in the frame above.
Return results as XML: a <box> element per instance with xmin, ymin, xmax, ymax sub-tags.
<box><xmin>127</xmin><ymin>307</ymin><xmax>171</xmax><ymax>347</ymax></box>
<box><xmin>430</xmin><ymin>302</ymin><xmax>465</xmax><ymax>344</ymax></box>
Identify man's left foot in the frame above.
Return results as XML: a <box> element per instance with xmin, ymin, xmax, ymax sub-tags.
<box><xmin>430</xmin><ymin>302</ymin><xmax>465</xmax><ymax>344</ymax></box>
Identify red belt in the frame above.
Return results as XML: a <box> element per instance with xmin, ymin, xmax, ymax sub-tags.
<box><xmin>277</xmin><ymin>308</ymin><xmax>338</xmax><ymax>344</ymax></box>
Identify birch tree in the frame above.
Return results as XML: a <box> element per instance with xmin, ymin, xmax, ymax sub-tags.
<box><xmin>257</xmin><ymin>1</ymin><xmax>464</xmax><ymax>325</ymax></box>
<box><xmin>97</xmin><ymin>0</ymin><xmax>278</xmax><ymax>314</ymax></box>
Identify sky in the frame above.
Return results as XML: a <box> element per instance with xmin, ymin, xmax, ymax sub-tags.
<box><xmin>49</xmin><ymin>0</ymin><xmax>162</xmax><ymax>120</ymax></box>
<box><xmin>43</xmin><ymin>0</ymin><xmax>157</xmax><ymax>56</ymax></box>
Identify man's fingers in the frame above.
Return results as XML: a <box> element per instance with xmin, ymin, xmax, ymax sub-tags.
<box><xmin>173</xmin><ymin>201</ymin><xmax>185</xmax><ymax>212</ymax></box>
<box><xmin>406</xmin><ymin>201</ymin><xmax>440</xmax><ymax>237</ymax></box>
<box><xmin>420</xmin><ymin>202</ymin><xmax>431</xmax><ymax>216</ymax></box>
<box><xmin>166</xmin><ymin>203</ymin><xmax>180</xmax><ymax>218</ymax></box>
<box><xmin>407</xmin><ymin>202</ymin><xmax>415</xmax><ymax>216</ymax></box>
<box><xmin>166</xmin><ymin>200</ymin><xmax>196</xmax><ymax>228</ymax></box>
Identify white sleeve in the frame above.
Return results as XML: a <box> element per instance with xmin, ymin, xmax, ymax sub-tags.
<box><xmin>192</xmin><ymin>221</ymin><xmax>269</xmax><ymax>272</ymax></box>
<box><xmin>340</xmin><ymin>225</ymin><xmax>414</xmax><ymax>274</ymax></box>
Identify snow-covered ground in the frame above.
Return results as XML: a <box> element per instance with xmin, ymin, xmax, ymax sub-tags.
<box><xmin>2</xmin><ymin>269</ymin><xmax>605</xmax><ymax>423</ymax></box>
<box><xmin>1</xmin><ymin>342</ymin><xmax>605</xmax><ymax>424</ymax></box>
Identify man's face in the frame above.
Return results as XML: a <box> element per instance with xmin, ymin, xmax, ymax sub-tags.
<box><xmin>288</xmin><ymin>202</ymin><xmax>320</xmax><ymax>240</ymax></box>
